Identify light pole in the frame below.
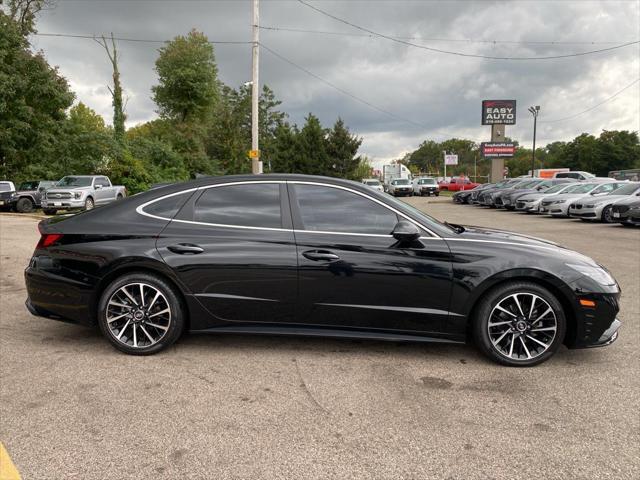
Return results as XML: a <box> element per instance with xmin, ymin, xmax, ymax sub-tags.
<box><xmin>528</xmin><ymin>105</ymin><xmax>540</xmax><ymax>177</ymax></box>
<box><xmin>251</xmin><ymin>0</ymin><xmax>261</xmax><ymax>174</ymax></box>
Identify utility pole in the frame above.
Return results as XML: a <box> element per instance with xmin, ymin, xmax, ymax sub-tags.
<box><xmin>251</xmin><ymin>0</ymin><xmax>261</xmax><ymax>174</ymax></box>
<box><xmin>528</xmin><ymin>105</ymin><xmax>540</xmax><ymax>177</ymax></box>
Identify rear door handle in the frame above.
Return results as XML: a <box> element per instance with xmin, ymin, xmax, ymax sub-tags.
<box><xmin>167</xmin><ymin>243</ymin><xmax>204</xmax><ymax>255</ymax></box>
<box><xmin>302</xmin><ymin>250</ymin><xmax>340</xmax><ymax>262</ymax></box>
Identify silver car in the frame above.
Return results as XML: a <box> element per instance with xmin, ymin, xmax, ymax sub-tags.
<box><xmin>539</xmin><ymin>181</ymin><xmax>624</xmax><ymax>217</ymax></box>
<box><xmin>515</xmin><ymin>182</ymin><xmax>578</xmax><ymax>213</ymax></box>
<box><xmin>568</xmin><ymin>182</ymin><xmax>640</xmax><ymax>223</ymax></box>
<box><xmin>362</xmin><ymin>178</ymin><xmax>384</xmax><ymax>193</ymax></box>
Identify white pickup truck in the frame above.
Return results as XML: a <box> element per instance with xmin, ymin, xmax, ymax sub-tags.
<box><xmin>42</xmin><ymin>175</ymin><xmax>126</xmax><ymax>215</ymax></box>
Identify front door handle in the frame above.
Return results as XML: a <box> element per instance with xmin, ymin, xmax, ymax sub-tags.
<box><xmin>302</xmin><ymin>250</ymin><xmax>340</xmax><ymax>262</ymax></box>
<box><xmin>167</xmin><ymin>243</ymin><xmax>204</xmax><ymax>255</ymax></box>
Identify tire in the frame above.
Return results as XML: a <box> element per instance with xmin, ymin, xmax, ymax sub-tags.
<box><xmin>472</xmin><ymin>281</ymin><xmax>566</xmax><ymax>367</ymax></box>
<box><xmin>435</xmin><ymin>192</ymin><xmax>439</xmax><ymax>197</ymax></box>
<box><xmin>43</xmin><ymin>208</ymin><xmax>57</xmax><ymax>215</ymax></box>
<box><xmin>85</xmin><ymin>197</ymin><xmax>94</xmax><ymax>210</ymax></box>
<box><xmin>116</xmin><ymin>193</ymin><xmax>123</xmax><ymax>200</ymax></box>
<box><xmin>16</xmin><ymin>197</ymin><xmax>35</xmax><ymax>213</ymax></box>
<box><xmin>601</xmin><ymin>205</ymin><xmax>613</xmax><ymax>223</ymax></box>
<box><xmin>97</xmin><ymin>272</ymin><xmax>185</xmax><ymax>355</ymax></box>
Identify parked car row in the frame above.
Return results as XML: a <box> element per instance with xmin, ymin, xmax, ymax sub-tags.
<box><xmin>0</xmin><ymin>175</ymin><xmax>126</xmax><ymax>215</ymax></box>
<box><xmin>453</xmin><ymin>177</ymin><xmax>640</xmax><ymax>227</ymax></box>
<box><xmin>364</xmin><ymin>177</ymin><xmax>441</xmax><ymax>197</ymax></box>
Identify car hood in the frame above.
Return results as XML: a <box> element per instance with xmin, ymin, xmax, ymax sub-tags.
<box><xmin>453</xmin><ymin>225</ymin><xmax>562</xmax><ymax>249</ymax></box>
<box><xmin>574</xmin><ymin>194</ymin><xmax>633</xmax><ymax>205</ymax></box>
<box><xmin>449</xmin><ymin>226</ymin><xmax>597</xmax><ymax>265</ymax></box>
<box><xmin>518</xmin><ymin>192</ymin><xmax>551</xmax><ymax>201</ymax></box>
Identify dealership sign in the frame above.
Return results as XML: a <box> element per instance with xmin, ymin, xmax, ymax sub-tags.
<box><xmin>482</xmin><ymin>100</ymin><xmax>516</xmax><ymax>125</ymax></box>
<box><xmin>481</xmin><ymin>142</ymin><xmax>516</xmax><ymax>157</ymax></box>
<box><xmin>444</xmin><ymin>154</ymin><xmax>458</xmax><ymax>165</ymax></box>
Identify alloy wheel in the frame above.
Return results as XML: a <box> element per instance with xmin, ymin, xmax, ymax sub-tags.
<box><xmin>105</xmin><ymin>283</ymin><xmax>172</xmax><ymax>348</ymax></box>
<box><xmin>487</xmin><ymin>293</ymin><xmax>557</xmax><ymax>361</ymax></box>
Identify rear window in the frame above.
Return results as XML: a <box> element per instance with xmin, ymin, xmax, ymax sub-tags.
<box><xmin>194</xmin><ymin>183</ymin><xmax>282</xmax><ymax>229</ymax></box>
<box><xmin>142</xmin><ymin>191</ymin><xmax>193</xmax><ymax>219</ymax></box>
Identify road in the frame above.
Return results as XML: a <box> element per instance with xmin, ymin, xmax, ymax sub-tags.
<box><xmin>1</xmin><ymin>202</ymin><xmax>638</xmax><ymax>480</ymax></box>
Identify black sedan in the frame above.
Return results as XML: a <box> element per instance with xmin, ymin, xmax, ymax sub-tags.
<box><xmin>24</xmin><ymin>174</ymin><xmax>621</xmax><ymax>366</ymax></box>
<box><xmin>611</xmin><ymin>197</ymin><xmax>640</xmax><ymax>226</ymax></box>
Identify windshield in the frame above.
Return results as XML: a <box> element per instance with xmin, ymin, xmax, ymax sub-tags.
<box><xmin>418</xmin><ymin>178</ymin><xmax>436</xmax><ymax>185</ymax></box>
<box><xmin>392</xmin><ymin>179</ymin><xmax>410</xmax><ymax>185</ymax></box>
<box><xmin>56</xmin><ymin>176</ymin><xmax>93</xmax><ymax>187</ymax></box>
<box><xmin>607</xmin><ymin>183</ymin><xmax>639</xmax><ymax>195</ymax></box>
<box><xmin>0</xmin><ymin>183</ymin><xmax>13</xmax><ymax>192</ymax></box>
<box><xmin>365</xmin><ymin>180</ymin><xmax>380</xmax><ymax>185</ymax></box>
<box><xmin>545</xmin><ymin>183</ymin><xmax>572</xmax><ymax>194</ymax></box>
<box><xmin>562</xmin><ymin>183</ymin><xmax>598</xmax><ymax>194</ymax></box>
<box><xmin>18</xmin><ymin>181</ymin><xmax>40</xmax><ymax>190</ymax></box>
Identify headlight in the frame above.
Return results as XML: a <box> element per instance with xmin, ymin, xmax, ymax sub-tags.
<box><xmin>566</xmin><ymin>263</ymin><xmax>616</xmax><ymax>286</ymax></box>
<box><xmin>553</xmin><ymin>200</ymin><xmax>566</xmax><ymax>204</ymax></box>
<box><xmin>74</xmin><ymin>192</ymin><xmax>82</xmax><ymax>199</ymax></box>
<box><xmin>629</xmin><ymin>205</ymin><xmax>640</xmax><ymax>211</ymax></box>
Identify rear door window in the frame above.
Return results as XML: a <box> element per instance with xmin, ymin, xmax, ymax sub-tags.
<box><xmin>193</xmin><ymin>183</ymin><xmax>282</xmax><ymax>229</ymax></box>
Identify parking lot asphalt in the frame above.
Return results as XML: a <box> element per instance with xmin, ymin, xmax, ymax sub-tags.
<box><xmin>1</xmin><ymin>202</ymin><xmax>638</xmax><ymax>480</ymax></box>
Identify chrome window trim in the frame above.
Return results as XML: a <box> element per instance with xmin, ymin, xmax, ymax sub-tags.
<box><xmin>290</xmin><ymin>180</ymin><xmax>439</xmax><ymax>238</ymax></box>
<box><xmin>136</xmin><ymin>179</ymin><xmax>442</xmax><ymax>239</ymax></box>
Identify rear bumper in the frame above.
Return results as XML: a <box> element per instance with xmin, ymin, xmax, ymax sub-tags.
<box><xmin>24</xmin><ymin>264</ymin><xmax>95</xmax><ymax>326</ymax></box>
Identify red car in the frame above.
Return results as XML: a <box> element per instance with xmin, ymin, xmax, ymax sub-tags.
<box><xmin>439</xmin><ymin>177</ymin><xmax>479</xmax><ymax>191</ymax></box>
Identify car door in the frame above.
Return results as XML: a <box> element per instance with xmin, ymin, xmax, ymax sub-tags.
<box><xmin>155</xmin><ymin>181</ymin><xmax>298</xmax><ymax>330</ymax></box>
<box><xmin>92</xmin><ymin>177</ymin><xmax>108</xmax><ymax>205</ymax></box>
<box><xmin>289</xmin><ymin>181</ymin><xmax>453</xmax><ymax>335</ymax></box>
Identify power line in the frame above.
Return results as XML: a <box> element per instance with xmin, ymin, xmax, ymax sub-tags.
<box><xmin>33</xmin><ymin>32</ymin><xmax>251</xmax><ymax>45</ymax></box>
<box><xmin>260</xmin><ymin>42</ymin><xmax>475</xmax><ymax>140</ymax></box>
<box><xmin>540</xmin><ymin>78</ymin><xmax>640</xmax><ymax>123</ymax></box>
<box><xmin>259</xmin><ymin>25</ymin><xmax>633</xmax><ymax>46</ymax></box>
<box><xmin>296</xmin><ymin>0</ymin><xmax>640</xmax><ymax>61</ymax></box>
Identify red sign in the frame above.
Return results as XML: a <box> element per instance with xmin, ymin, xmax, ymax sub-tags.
<box><xmin>481</xmin><ymin>142</ymin><xmax>516</xmax><ymax>157</ymax></box>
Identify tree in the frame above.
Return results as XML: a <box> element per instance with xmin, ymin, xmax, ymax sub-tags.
<box><xmin>7</xmin><ymin>0</ymin><xmax>52</xmax><ymax>35</ymax></box>
<box><xmin>0</xmin><ymin>11</ymin><xmax>74</xmax><ymax>182</ymax></box>
<box><xmin>296</xmin><ymin>114</ymin><xmax>330</xmax><ymax>175</ymax></box>
<box><xmin>326</xmin><ymin>118</ymin><xmax>362</xmax><ymax>179</ymax></box>
<box><xmin>152</xmin><ymin>29</ymin><xmax>219</xmax><ymax>122</ymax></box>
<box><xmin>269</xmin><ymin>123</ymin><xmax>299</xmax><ymax>173</ymax></box>
<box><xmin>94</xmin><ymin>34</ymin><xmax>126</xmax><ymax>144</ymax></box>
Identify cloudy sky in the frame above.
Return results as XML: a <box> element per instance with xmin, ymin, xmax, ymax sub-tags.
<box><xmin>23</xmin><ymin>0</ymin><xmax>640</xmax><ymax>165</ymax></box>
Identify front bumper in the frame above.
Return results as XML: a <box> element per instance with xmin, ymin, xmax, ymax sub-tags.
<box><xmin>41</xmin><ymin>198</ymin><xmax>86</xmax><ymax>210</ymax></box>
<box><xmin>516</xmin><ymin>200</ymin><xmax>540</xmax><ymax>212</ymax></box>
<box><xmin>540</xmin><ymin>202</ymin><xmax>570</xmax><ymax>216</ymax></box>
<box><xmin>419</xmin><ymin>187</ymin><xmax>439</xmax><ymax>195</ymax></box>
<box><xmin>569</xmin><ymin>205</ymin><xmax>600</xmax><ymax>219</ymax></box>
<box><xmin>392</xmin><ymin>188</ymin><xmax>413</xmax><ymax>196</ymax></box>
<box><xmin>584</xmin><ymin>318</ymin><xmax>621</xmax><ymax>348</ymax></box>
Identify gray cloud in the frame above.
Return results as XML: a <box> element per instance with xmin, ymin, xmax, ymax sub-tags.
<box><xmin>25</xmin><ymin>0</ymin><xmax>640</xmax><ymax>162</ymax></box>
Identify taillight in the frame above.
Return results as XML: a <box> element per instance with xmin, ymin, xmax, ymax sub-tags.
<box><xmin>37</xmin><ymin>233</ymin><xmax>63</xmax><ymax>249</ymax></box>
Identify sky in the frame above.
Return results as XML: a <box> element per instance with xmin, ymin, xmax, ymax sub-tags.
<box><xmin>20</xmin><ymin>0</ymin><xmax>640</xmax><ymax>167</ymax></box>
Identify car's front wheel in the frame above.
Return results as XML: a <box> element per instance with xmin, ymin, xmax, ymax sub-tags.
<box><xmin>472</xmin><ymin>281</ymin><xmax>566</xmax><ymax>367</ymax></box>
<box><xmin>98</xmin><ymin>273</ymin><xmax>185</xmax><ymax>355</ymax></box>
<box><xmin>601</xmin><ymin>205</ymin><xmax>614</xmax><ymax>223</ymax></box>
<box><xmin>85</xmin><ymin>197</ymin><xmax>94</xmax><ymax>210</ymax></box>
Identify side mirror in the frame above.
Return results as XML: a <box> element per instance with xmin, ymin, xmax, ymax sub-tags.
<box><xmin>95</xmin><ymin>184</ymin><xmax>103</xmax><ymax>190</ymax></box>
<box><xmin>391</xmin><ymin>221</ymin><xmax>421</xmax><ymax>242</ymax></box>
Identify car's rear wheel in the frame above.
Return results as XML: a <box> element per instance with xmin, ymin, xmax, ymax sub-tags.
<box><xmin>16</xmin><ymin>197</ymin><xmax>35</xmax><ymax>213</ymax></box>
<box><xmin>473</xmin><ymin>282</ymin><xmax>566</xmax><ymax>367</ymax></box>
<box><xmin>98</xmin><ymin>273</ymin><xmax>185</xmax><ymax>355</ymax></box>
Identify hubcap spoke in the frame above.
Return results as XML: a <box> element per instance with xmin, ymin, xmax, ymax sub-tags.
<box><xmin>488</xmin><ymin>292</ymin><xmax>557</xmax><ymax>362</ymax></box>
<box><xmin>106</xmin><ymin>283</ymin><xmax>171</xmax><ymax>348</ymax></box>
